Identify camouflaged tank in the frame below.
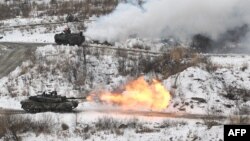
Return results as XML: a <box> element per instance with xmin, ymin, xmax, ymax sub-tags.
<box><xmin>54</xmin><ymin>31</ymin><xmax>85</xmax><ymax>46</ymax></box>
<box><xmin>21</xmin><ymin>91</ymin><xmax>86</xmax><ymax>113</ymax></box>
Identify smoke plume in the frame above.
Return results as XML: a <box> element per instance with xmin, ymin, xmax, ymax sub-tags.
<box><xmin>85</xmin><ymin>0</ymin><xmax>250</xmax><ymax>43</ymax></box>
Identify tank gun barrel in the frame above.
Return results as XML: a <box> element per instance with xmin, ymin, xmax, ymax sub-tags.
<box><xmin>66</xmin><ymin>97</ymin><xmax>86</xmax><ymax>100</ymax></box>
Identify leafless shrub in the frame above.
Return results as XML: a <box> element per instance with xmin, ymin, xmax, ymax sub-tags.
<box><xmin>61</xmin><ymin>123</ymin><xmax>69</xmax><ymax>130</ymax></box>
<box><xmin>187</xmin><ymin>130</ymin><xmax>201</xmax><ymax>141</ymax></box>
<box><xmin>20</xmin><ymin>65</ymin><xmax>31</xmax><ymax>76</ymax></box>
<box><xmin>137</xmin><ymin>47</ymin><xmax>205</xmax><ymax>78</ymax></box>
<box><xmin>74</xmin><ymin>74</ymin><xmax>86</xmax><ymax>86</ymax></box>
<box><xmin>95</xmin><ymin>116</ymin><xmax>122</xmax><ymax>131</ymax></box>
<box><xmin>240</xmin><ymin>63</ymin><xmax>248</xmax><ymax>72</ymax></box>
<box><xmin>113</xmin><ymin>128</ymin><xmax>124</xmax><ymax>136</ymax></box>
<box><xmin>117</xmin><ymin>58</ymin><xmax>129</xmax><ymax>76</ymax></box>
<box><xmin>20</xmin><ymin>3</ymin><xmax>31</xmax><ymax>18</ymax></box>
<box><xmin>223</xmin><ymin>86</ymin><xmax>250</xmax><ymax>102</ymax></box>
<box><xmin>50</xmin><ymin>0</ymin><xmax>57</xmax><ymax>5</ymax></box>
<box><xmin>36</xmin><ymin>63</ymin><xmax>50</xmax><ymax>74</ymax></box>
<box><xmin>203</xmin><ymin>107</ymin><xmax>221</xmax><ymax>129</ymax></box>
<box><xmin>169</xmin><ymin>47</ymin><xmax>189</xmax><ymax>61</ymax></box>
<box><xmin>203</xmin><ymin>117</ymin><xmax>220</xmax><ymax>129</ymax></box>
<box><xmin>0</xmin><ymin>4</ymin><xmax>15</xmax><ymax>20</ymax></box>
<box><xmin>59</xmin><ymin>60</ymin><xmax>71</xmax><ymax>73</ymax></box>
<box><xmin>94</xmin><ymin>117</ymin><xmax>143</xmax><ymax>135</ymax></box>
<box><xmin>21</xmin><ymin>90</ymin><xmax>28</xmax><ymax>96</ymax></box>
<box><xmin>74</xmin><ymin>124</ymin><xmax>92</xmax><ymax>140</ymax></box>
<box><xmin>157</xmin><ymin>120</ymin><xmax>187</xmax><ymax>128</ymax></box>
<box><xmin>135</xmin><ymin>126</ymin><xmax>157</xmax><ymax>133</ymax></box>
<box><xmin>137</xmin><ymin>54</ymin><xmax>153</xmax><ymax>74</ymax></box>
<box><xmin>0</xmin><ymin>115</ymin><xmax>8</xmax><ymax>138</ymax></box>
<box><xmin>93</xmin><ymin>49</ymin><xmax>101</xmax><ymax>59</ymax></box>
<box><xmin>7</xmin><ymin>85</ymin><xmax>17</xmax><ymax>97</ymax></box>
<box><xmin>115</xmin><ymin>47</ymin><xmax>205</xmax><ymax>77</ymax></box>
<box><xmin>93</xmin><ymin>117</ymin><xmax>125</xmax><ymax>136</ymax></box>
<box><xmin>130</xmin><ymin>43</ymin><xmax>150</xmax><ymax>50</ymax></box>
<box><xmin>25</xmin><ymin>115</ymin><xmax>54</xmax><ymax>134</ymax></box>
<box><xmin>228</xmin><ymin>101</ymin><xmax>250</xmax><ymax>124</ymax></box>
<box><xmin>204</xmin><ymin>59</ymin><xmax>222</xmax><ymax>72</ymax></box>
<box><xmin>126</xmin><ymin>118</ymin><xmax>141</xmax><ymax>129</ymax></box>
<box><xmin>229</xmin><ymin>115</ymin><xmax>250</xmax><ymax>124</ymax></box>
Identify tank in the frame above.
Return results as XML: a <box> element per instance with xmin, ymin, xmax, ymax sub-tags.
<box><xmin>54</xmin><ymin>32</ymin><xmax>85</xmax><ymax>46</ymax></box>
<box><xmin>20</xmin><ymin>91</ymin><xmax>86</xmax><ymax>113</ymax></box>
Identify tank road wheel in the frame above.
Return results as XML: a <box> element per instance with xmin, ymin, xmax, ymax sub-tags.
<box><xmin>24</xmin><ymin>108</ymin><xmax>32</xmax><ymax>113</ymax></box>
<box><xmin>65</xmin><ymin>107</ymin><xmax>73</xmax><ymax>112</ymax></box>
<box><xmin>21</xmin><ymin>103</ymin><xmax>33</xmax><ymax>113</ymax></box>
<box><xmin>31</xmin><ymin>108</ymin><xmax>41</xmax><ymax>113</ymax></box>
<box><xmin>55</xmin><ymin>40</ymin><xmax>62</xmax><ymax>45</ymax></box>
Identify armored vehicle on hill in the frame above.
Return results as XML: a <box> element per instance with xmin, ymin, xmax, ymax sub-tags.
<box><xmin>54</xmin><ymin>31</ymin><xmax>85</xmax><ymax>46</ymax></box>
<box><xmin>21</xmin><ymin>91</ymin><xmax>86</xmax><ymax>113</ymax></box>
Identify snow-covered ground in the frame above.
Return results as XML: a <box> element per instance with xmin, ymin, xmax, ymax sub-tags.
<box><xmin>0</xmin><ymin>16</ymin><xmax>85</xmax><ymax>43</ymax></box>
<box><xmin>1</xmin><ymin>16</ymin><xmax>61</xmax><ymax>27</ymax></box>
<box><xmin>1</xmin><ymin>44</ymin><xmax>250</xmax><ymax>114</ymax></box>
<box><xmin>0</xmin><ymin>111</ymin><xmax>224</xmax><ymax>141</ymax></box>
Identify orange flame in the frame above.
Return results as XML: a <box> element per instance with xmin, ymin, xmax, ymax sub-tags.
<box><xmin>87</xmin><ymin>77</ymin><xmax>171</xmax><ymax>111</ymax></box>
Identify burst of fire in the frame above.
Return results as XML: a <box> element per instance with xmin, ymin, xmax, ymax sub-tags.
<box><xmin>87</xmin><ymin>77</ymin><xmax>171</xmax><ymax>111</ymax></box>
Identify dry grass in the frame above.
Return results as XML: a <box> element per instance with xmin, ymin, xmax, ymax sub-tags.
<box><xmin>228</xmin><ymin>101</ymin><xmax>250</xmax><ymax>124</ymax></box>
<box><xmin>169</xmin><ymin>47</ymin><xmax>189</xmax><ymax>61</ymax></box>
<box><xmin>202</xmin><ymin>107</ymin><xmax>221</xmax><ymax>129</ymax></box>
<box><xmin>157</xmin><ymin>120</ymin><xmax>187</xmax><ymax>128</ymax></box>
<box><xmin>95</xmin><ymin>116</ymin><xmax>123</xmax><ymax>131</ymax></box>
<box><xmin>135</xmin><ymin>126</ymin><xmax>157</xmax><ymax>133</ymax></box>
<box><xmin>223</xmin><ymin>86</ymin><xmax>250</xmax><ymax>102</ymax></box>
<box><xmin>0</xmin><ymin>4</ymin><xmax>15</xmax><ymax>20</ymax></box>
<box><xmin>115</xmin><ymin>47</ymin><xmax>207</xmax><ymax>78</ymax></box>
<box><xmin>229</xmin><ymin>115</ymin><xmax>250</xmax><ymax>124</ymax></box>
<box><xmin>139</xmin><ymin>47</ymin><xmax>205</xmax><ymax>78</ymax></box>
<box><xmin>0</xmin><ymin>115</ymin><xmax>54</xmax><ymax>140</ymax></box>
<box><xmin>203</xmin><ymin>117</ymin><xmax>220</xmax><ymax>129</ymax></box>
<box><xmin>92</xmin><ymin>117</ymin><xmax>144</xmax><ymax>136</ymax></box>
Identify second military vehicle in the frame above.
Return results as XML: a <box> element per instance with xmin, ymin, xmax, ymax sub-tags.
<box><xmin>54</xmin><ymin>31</ymin><xmax>85</xmax><ymax>46</ymax></box>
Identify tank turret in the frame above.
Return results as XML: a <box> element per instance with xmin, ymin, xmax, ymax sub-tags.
<box><xmin>20</xmin><ymin>91</ymin><xmax>86</xmax><ymax>113</ymax></box>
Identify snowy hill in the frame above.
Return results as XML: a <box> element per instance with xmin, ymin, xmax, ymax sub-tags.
<box><xmin>1</xmin><ymin>44</ymin><xmax>249</xmax><ymax>140</ymax></box>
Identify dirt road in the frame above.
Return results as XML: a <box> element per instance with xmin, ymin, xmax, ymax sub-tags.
<box><xmin>0</xmin><ymin>42</ymin><xmax>163</xmax><ymax>79</ymax></box>
<box><xmin>0</xmin><ymin>108</ymin><xmax>224</xmax><ymax>119</ymax></box>
<box><xmin>0</xmin><ymin>42</ymin><xmax>249</xmax><ymax>79</ymax></box>
<box><xmin>0</xmin><ymin>42</ymin><xmax>47</xmax><ymax>78</ymax></box>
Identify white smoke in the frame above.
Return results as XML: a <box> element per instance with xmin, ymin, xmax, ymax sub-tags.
<box><xmin>85</xmin><ymin>0</ymin><xmax>250</xmax><ymax>43</ymax></box>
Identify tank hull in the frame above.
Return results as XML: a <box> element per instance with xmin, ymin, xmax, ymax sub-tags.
<box><xmin>21</xmin><ymin>99</ymin><xmax>78</xmax><ymax>113</ymax></box>
<box><xmin>54</xmin><ymin>32</ymin><xmax>85</xmax><ymax>46</ymax></box>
